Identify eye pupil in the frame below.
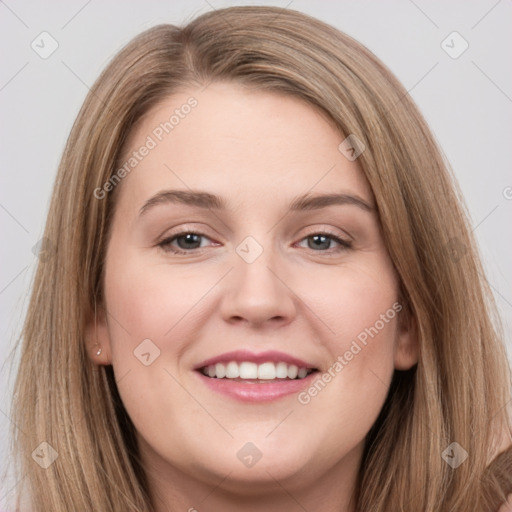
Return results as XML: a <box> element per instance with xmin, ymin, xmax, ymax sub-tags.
<box><xmin>177</xmin><ymin>233</ymin><xmax>201</xmax><ymax>249</ymax></box>
<box><xmin>309</xmin><ymin>234</ymin><xmax>331</xmax><ymax>250</ymax></box>
<box><xmin>161</xmin><ymin>231</ymin><xmax>349</xmax><ymax>255</ymax></box>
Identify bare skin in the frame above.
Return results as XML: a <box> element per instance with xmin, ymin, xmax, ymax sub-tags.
<box><xmin>87</xmin><ymin>82</ymin><xmax>418</xmax><ymax>511</ymax></box>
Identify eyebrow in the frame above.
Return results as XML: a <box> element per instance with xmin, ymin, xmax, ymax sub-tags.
<box><xmin>138</xmin><ymin>189</ymin><xmax>374</xmax><ymax>216</ymax></box>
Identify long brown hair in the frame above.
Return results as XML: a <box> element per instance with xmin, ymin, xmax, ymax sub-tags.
<box><xmin>10</xmin><ymin>6</ymin><xmax>511</xmax><ymax>511</ymax></box>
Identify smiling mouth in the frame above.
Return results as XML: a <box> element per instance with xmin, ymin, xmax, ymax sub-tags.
<box><xmin>199</xmin><ymin>361</ymin><xmax>318</xmax><ymax>381</ymax></box>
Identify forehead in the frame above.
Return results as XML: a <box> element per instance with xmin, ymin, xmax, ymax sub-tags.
<box><xmin>115</xmin><ymin>81</ymin><xmax>372</xmax><ymax>214</ymax></box>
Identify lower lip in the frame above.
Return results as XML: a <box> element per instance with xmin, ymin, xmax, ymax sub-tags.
<box><xmin>194</xmin><ymin>371</ymin><xmax>318</xmax><ymax>402</ymax></box>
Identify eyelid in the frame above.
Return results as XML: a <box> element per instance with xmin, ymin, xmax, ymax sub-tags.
<box><xmin>294</xmin><ymin>228</ymin><xmax>352</xmax><ymax>255</ymax></box>
<box><xmin>157</xmin><ymin>223</ymin><xmax>351</xmax><ymax>242</ymax></box>
<box><xmin>156</xmin><ymin>224</ymin><xmax>353</xmax><ymax>256</ymax></box>
<box><xmin>301</xmin><ymin>224</ymin><xmax>354</xmax><ymax>243</ymax></box>
<box><xmin>157</xmin><ymin>223</ymin><xmax>217</xmax><ymax>242</ymax></box>
<box><xmin>155</xmin><ymin>224</ymin><xmax>219</xmax><ymax>255</ymax></box>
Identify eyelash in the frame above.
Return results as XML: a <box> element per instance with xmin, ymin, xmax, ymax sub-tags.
<box><xmin>157</xmin><ymin>229</ymin><xmax>352</xmax><ymax>256</ymax></box>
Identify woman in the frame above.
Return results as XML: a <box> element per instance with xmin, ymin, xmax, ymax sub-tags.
<box><xmin>10</xmin><ymin>5</ymin><xmax>512</xmax><ymax>511</ymax></box>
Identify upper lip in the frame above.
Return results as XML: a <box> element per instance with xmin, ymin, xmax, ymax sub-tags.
<box><xmin>193</xmin><ymin>349</ymin><xmax>317</xmax><ymax>370</ymax></box>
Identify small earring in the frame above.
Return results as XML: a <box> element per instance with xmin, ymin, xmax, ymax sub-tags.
<box><xmin>95</xmin><ymin>345</ymin><xmax>102</xmax><ymax>356</ymax></box>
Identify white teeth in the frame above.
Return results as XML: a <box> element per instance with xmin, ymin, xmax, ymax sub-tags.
<box><xmin>258</xmin><ymin>362</ymin><xmax>276</xmax><ymax>380</ymax></box>
<box><xmin>297</xmin><ymin>367</ymin><xmax>308</xmax><ymax>379</ymax></box>
<box><xmin>200</xmin><ymin>361</ymin><xmax>314</xmax><ymax>380</ymax></box>
<box><xmin>215</xmin><ymin>363</ymin><xmax>226</xmax><ymax>378</ymax></box>
<box><xmin>225</xmin><ymin>361</ymin><xmax>239</xmax><ymax>378</ymax></box>
<box><xmin>239</xmin><ymin>362</ymin><xmax>258</xmax><ymax>379</ymax></box>
<box><xmin>287</xmin><ymin>364</ymin><xmax>298</xmax><ymax>379</ymax></box>
<box><xmin>276</xmin><ymin>362</ymin><xmax>288</xmax><ymax>378</ymax></box>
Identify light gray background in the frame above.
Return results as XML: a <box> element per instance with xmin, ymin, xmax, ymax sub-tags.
<box><xmin>1</xmin><ymin>0</ymin><xmax>511</xmax><ymax>506</ymax></box>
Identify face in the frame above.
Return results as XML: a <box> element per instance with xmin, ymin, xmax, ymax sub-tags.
<box><xmin>89</xmin><ymin>82</ymin><xmax>417</xmax><ymax>501</ymax></box>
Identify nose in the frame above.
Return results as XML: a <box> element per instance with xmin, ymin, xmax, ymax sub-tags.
<box><xmin>219</xmin><ymin>248</ymin><xmax>297</xmax><ymax>329</ymax></box>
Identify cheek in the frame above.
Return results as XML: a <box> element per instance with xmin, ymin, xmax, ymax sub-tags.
<box><xmin>104</xmin><ymin>257</ymin><xmax>216</xmax><ymax>354</ymax></box>
<box><xmin>307</xmin><ymin>257</ymin><xmax>399</xmax><ymax>351</ymax></box>
<box><xmin>102</xmin><ymin>257</ymin><xmax>209</xmax><ymax>436</ymax></box>
<box><xmin>299</xmin><ymin>259</ymin><xmax>399</xmax><ymax>413</ymax></box>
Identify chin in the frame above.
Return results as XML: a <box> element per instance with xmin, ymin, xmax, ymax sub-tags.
<box><xmin>185</xmin><ymin>437</ymin><xmax>322</xmax><ymax>490</ymax></box>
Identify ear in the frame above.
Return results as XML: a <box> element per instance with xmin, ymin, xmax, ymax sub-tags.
<box><xmin>84</xmin><ymin>302</ymin><xmax>113</xmax><ymax>366</ymax></box>
<box><xmin>393</xmin><ymin>306</ymin><xmax>419</xmax><ymax>370</ymax></box>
